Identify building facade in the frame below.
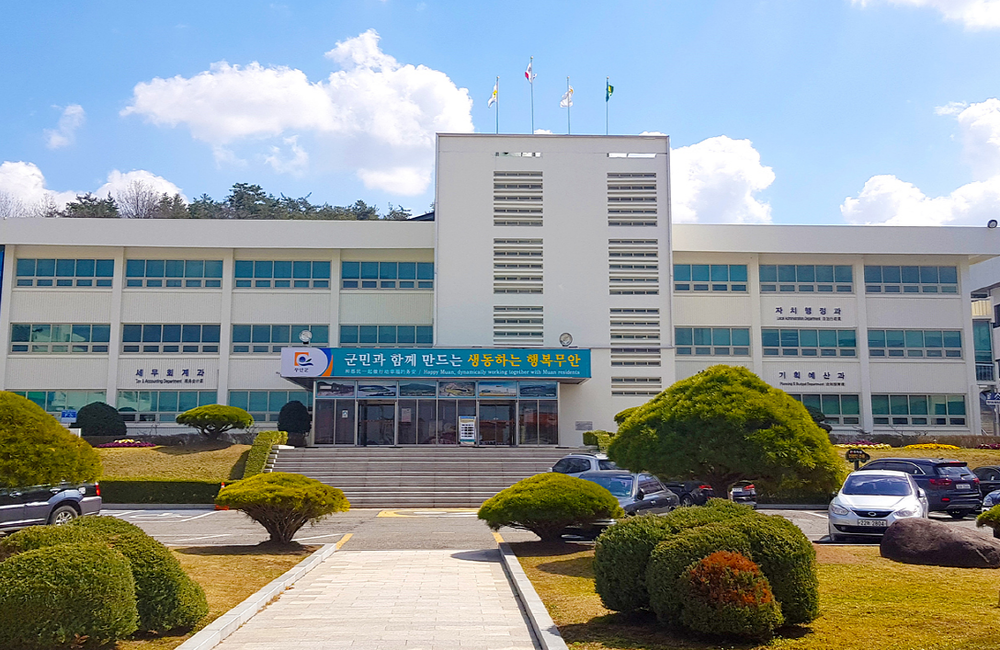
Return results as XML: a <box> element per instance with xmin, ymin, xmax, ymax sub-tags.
<box><xmin>0</xmin><ymin>134</ymin><xmax>996</xmax><ymax>445</ymax></box>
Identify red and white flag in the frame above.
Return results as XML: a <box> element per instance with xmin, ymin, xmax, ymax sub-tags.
<box><xmin>525</xmin><ymin>60</ymin><xmax>536</xmax><ymax>83</ymax></box>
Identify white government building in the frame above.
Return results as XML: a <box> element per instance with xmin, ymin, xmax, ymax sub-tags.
<box><xmin>0</xmin><ymin>133</ymin><xmax>997</xmax><ymax>446</ymax></box>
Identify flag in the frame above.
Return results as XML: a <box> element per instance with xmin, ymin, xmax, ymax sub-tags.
<box><xmin>606</xmin><ymin>83</ymin><xmax>614</xmax><ymax>102</ymax></box>
<box><xmin>525</xmin><ymin>60</ymin><xmax>536</xmax><ymax>82</ymax></box>
<box><xmin>560</xmin><ymin>86</ymin><xmax>574</xmax><ymax>108</ymax></box>
<box><xmin>488</xmin><ymin>81</ymin><xmax>498</xmax><ymax>108</ymax></box>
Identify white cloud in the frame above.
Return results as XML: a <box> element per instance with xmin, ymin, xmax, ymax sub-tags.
<box><xmin>842</xmin><ymin>98</ymin><xmax>1000</xmax><ymax>225</ymax></box>
<box><xmin>264</xmin><ymin>136</ymin><xmax>309</xmax><ymax>175</ymax></box>
<box><xmin>44</xmin><ymin>104</ymin><xmax>85</xmax><ymax>149</ymax></box>
<box><xmin>852</xmin><ymin>0</ymin><xmax>1000</xmax><ymax>30</ymax></box>
<box><xmin>639</xmin><ymin>130</ymin><xmax>666</xmax><ymax>136</ymax></box>
<box><xmin>95</xmin><ymin>169</ymin><xmax>185</xmax><ymax>202</ymax></box>
<box><xmin>533</xmin><ymin>129</ymin><xmax>553</xmax><ymax>134</ymax></box>
<box><xmin>121</xmin><ymin>29</ymin><xmax>474</xmax><ymax>195</ymax></box>
<box><xmin>670</xmin><ymin>136</ymin><xmax>775</xmax><ymax>223</ymax></box>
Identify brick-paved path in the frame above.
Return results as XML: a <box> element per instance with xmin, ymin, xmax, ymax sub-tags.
<box><xmin>214</xmin><ymin>549</ymin><xmax>538</xmax><ymax>650</ymax></box>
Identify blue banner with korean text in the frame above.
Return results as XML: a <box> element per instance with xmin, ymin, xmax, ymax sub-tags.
<box><xmin>281</xmin><ymin>347</ymin><xmax>591</xmax><ymax>379</ymax></box>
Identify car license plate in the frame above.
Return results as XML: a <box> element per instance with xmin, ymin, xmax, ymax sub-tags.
<box><xmin>856</xmin><ymin>519</ymin><xmax>888</xmax><ymax>527</ymax></box>
<box><xmin>956</xmin><ymin>483</ymin><xmax>971</xmax><ymax>490</ymax></box>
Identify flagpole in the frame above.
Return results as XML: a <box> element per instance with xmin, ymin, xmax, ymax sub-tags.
<box><xmin>606</xmin><ymin>76</ymin><xmax>609</xmax><ymax>136</ymax></box>
<box><xmin>495</xmin><ymin>76</ymin><xmax>499</xmax><ymax>135</ymax></box>
<box><xmin>566</xmin><ymin>77</ymin><xmax>571</xmax><ymax>135</ymax></box>
<box><xmin>529</xmin><ymin>57</ymin><xmax>534</xmax><ymax>134</ymax></box>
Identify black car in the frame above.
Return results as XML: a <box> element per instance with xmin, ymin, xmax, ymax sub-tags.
<box><xmin>662</xmin><ymin>480</ymin><xmax>714</xmax><ymax>506</ymax></box>
<box><xmin>0</xmin><ymin>482</ymin><xmax>102</xmax><ymax>532</ymax></box>
<box><xmin>973</xmin><ymin>466</ymin><xmax>1000</xmax><ymax>497</ymax></box>
<box><xmin>565</xmin><ymin>471</ymin><xmax>679</xmax><ymax>537</ymax></box>
<box><xmin>857</xmin><ymin>458</ymin><xmax>980</xmax><ymax>518</ymax></box>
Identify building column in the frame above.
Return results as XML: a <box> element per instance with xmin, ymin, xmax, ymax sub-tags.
<box><xmin>105</xmin><ymin>247</ymin><xmax>126</xmax><ymax>408</ymax></box>
<box><xmin>216</xmin><ymin>249</ymin><xmax>235</xmax><ymax>406</ymax></box>
<box><xmin>0</xmin><ymin>244</ymin><xmax>16</xmax><ymax>390</ymax></box>
<box><xmin>855</xmin><ymin>259</ymin><xmax>873</xmax><ymax>435</ymax></box>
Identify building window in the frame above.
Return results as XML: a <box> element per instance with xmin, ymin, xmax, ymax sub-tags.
<box><xmin>232</xmin><ymin>324</ymin><xmax>329</xmax><ymax>354</ymax></box>
<box><xmin>759</xmin><ymin>264</ymin><xmax>853</xmax><ymax>293</ymax></box>
<box><xmin>339</xmin><ymin>325</ymin><xmax>433</xmax><ymax>347</ymax></box>
<box><xmin>229</xmin><ymin>390</ymin><xmax>313</xmax><ymax>422</ymax></box>
<box><xmin>864</xmin><ymin>265</ymin><xmax>958</xmax><ymax>294</ymax></box>
<box><xmin>126</xmin><ymin>259</ymin><xmax>223</xmax><ymax>288</ymax></box>
<box><xmin>974</xmin><ymin>320</ymin><xmax>995</xmax><ymax>381</ymax></box>
<box><xmin>871</xmin><ymin>394</ymin><xmax>966</xmax><ymax>426</ymax></box>
<box><xmin>234</xmin><ymin>260</ymin><xmax>330</xmax><ymax>289</ymax></box>
<box><xmin>341</xmin><ymin>262</ymin><xmax>434</xmax><ymax>290</ymax></box>
<box><xmin>762</xmin><ymin>328</ymin><xmax>856</xmax><ymax>357</ymax></box>
<box><xmin>122</xmin><ymin>324</ymin><xmax>220</xmax><ymax>354</ymax></box>
<box><xmin>11</xmin><ymin>390</ymin><xmax>106</xmax><ymax>414</ymax></box>
<box><xmin>117</xmin><ymin>390</ymin><xmax>217</xmax><ymax>422</ymax></box>
<box><xmin>673</xmin><ymin>264</ymin><xmax>747</xmax><ymax>292</ymax></box>
<box><xmin>16</xmin><ymin>258</ymin><xmax>113</xmax><ymax>288</ymax></box>
<box><xmin>867</xmin><ymin>329</ymin><xmax>962</xmax><ymax>359</ymax></box>
<box><xmin>11</xmin><ymin>323</ymin><xmax>110</xmax><ymax>353</ymax></box>
<box><xmin>675</xmin><ymin>327</ymin><xmax>750</xmax><ymax>356</ymax></box>
<box><xmin>788</xmin><ymin>393</ymin><xmax>861</xmax><ymax>425</ymax></box>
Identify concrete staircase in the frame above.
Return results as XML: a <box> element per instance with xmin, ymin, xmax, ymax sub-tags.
<box><xmin>268</xmin><ymin>446</ymin><xmax>587</xmax><ymax>508</ymax></box>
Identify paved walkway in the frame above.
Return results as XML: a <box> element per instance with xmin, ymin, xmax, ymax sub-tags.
<box><xmin>214</xmin><ymin>548</ymin><xmax>539</xmax><ymax>650</ymax></box>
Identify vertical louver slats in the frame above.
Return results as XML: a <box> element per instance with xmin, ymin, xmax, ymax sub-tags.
<box><xmin>608</xmin><ymin>172</ymin><xmax>657</xmax><ymax>226</ymax></box>
<box><xmin>494</xmin><ymin>171</ymin><xmax>543</xmax><ymax>226</ymax></box>
<box><xmin>609</xmin><ymin>239</ymin><xmax>659</xmax><ymax>295</ymax></box>
<box><xmin>494</xmin><ymin>239</ymin><xmax>543</xmax><ymax>294</ymax></box>
<box><xmin>493</xmin><ymin>306</ymin><xmax>544</xmax><ymax>346</ymax></box>
<box><xmin>610</xmin><ymin>307</ymin><xmax>661</xmax><ymax>366</ymax></box>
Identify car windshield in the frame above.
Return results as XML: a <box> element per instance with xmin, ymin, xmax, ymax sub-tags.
<box><xmin>597</xmin><ymin>460</ymin><xmax>619</xmax><ymax>470</ymax></box>
<box><xmin>842</xmin><ymin>475</ymin><xmax>912</xmax><ymax>496</ymax></box>
<box><xmin>583</xmin><ymin>475</ymin><xmax>633</xmax><ymax>497</ymax></box>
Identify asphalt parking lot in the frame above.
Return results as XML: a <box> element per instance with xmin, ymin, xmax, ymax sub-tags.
<box><xmin>101</xmin><ymin>505</ymin><xmax>996</xmax><ymax>548</ymax></box>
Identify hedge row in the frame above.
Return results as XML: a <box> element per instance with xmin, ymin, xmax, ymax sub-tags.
<box><xmin>100</xmin><ymin>479</ymin><xmax>222</xmax><ymax>504</ymax></box>
<box><xmin>243</xmin><ymin>430</ymin><xmax>289</xmax><ymax>479</ymax></box>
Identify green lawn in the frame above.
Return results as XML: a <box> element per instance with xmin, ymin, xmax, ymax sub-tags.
<box><xmin>95</xmin><ymin>442</ymin><xmax>251</xmax><ymax>481</ymax></box>
<box><xmin>513</xmin><ymin>542</ymin><xmax>1000</xmax><ymax>650</ymax></box>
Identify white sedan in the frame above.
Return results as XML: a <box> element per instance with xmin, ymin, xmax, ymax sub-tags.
<box><xmin>828</xmin><ymin>470</ymin><xmax>929</xmax><ymax>542</ymax></box>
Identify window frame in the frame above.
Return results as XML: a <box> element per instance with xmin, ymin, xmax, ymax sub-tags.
<box><xmin>867</xmin><ymin>329</ymin><xmax>963</xmax><ymax>359</ymax></box>
<box><xmin>341</xmin><ymin>261</ymin><xmax>434</xmax><ymax>290</ymax></box>
<box><xmin>125</xmin><ymin>259</ymin><xmax>224</xmax><ymax>289</ymax></box>
<box><xmin>863</xmin><ymin>265</ymin><xmax>959</xmax><ymax>295</ymax></box>
<box><xmin>761</xmin><ymin>328</ymin><xmax>857</xmax><ymax>357</ymax></box>
<box><xmin>234</xmin><ymin>260</ymin><xmax>331</xmax><ymax>289</ymax></box>
<box><xmin>15</xmin><ymin>258</ymin><xmax>114</xmax><ymax>288</ymax></box>
<box><xmin>231</xmin><ymin>324</ymin><xmax>330</xmax><ymax>354</ymax></box>
<box><xmin>674</xmin><ymin>326</ymin><xmax>750</xmax><ymax>356</ymax></box>
<box><xmin>338</xmin><ymin>324</ymin><xmax>434</xmax><ymax>347</ymax></box>
<box><xmin>121</xmin><ymin>323</ymin><xmax>221</xmax><ymax>354</ymax></box>
<box><xmin>871</xmin><ymin>393</ymin><xmax>967</xmax><ymax>426</ymax></box>
<box><xmin>759</xmin><ymin>264</ymin><xmax>854</xmax><ymax>294</ymax></box>
<box><xmin>116</xmin><ymin>390</ymin><xmax>217</xmax><ymax>422</ymax></box>
<box><xmin>673</xmin><ymin>264</ymin><xmax>748</xmax><ymax>293</ymax></box>
<box><xmin>10</xmin><ymin>322</ymin><xmax>111</xmax><ymax>354</ymax></box>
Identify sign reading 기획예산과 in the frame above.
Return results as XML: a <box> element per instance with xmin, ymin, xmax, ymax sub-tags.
<box><xmin>281</xmin><ymin>347</ymin><xmax>591</xmax><ymax>379</ymax></box>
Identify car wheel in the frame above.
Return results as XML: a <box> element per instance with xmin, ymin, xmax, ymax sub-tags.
<box><xmin>948</xmin><ymin>510</ymin><xmax>970</xmax><ymax>519</ymax></box>
<box><xmin>49</xmin><ymin>505</ymin><xmax>78</xmax><ymax>525</ymax></box>
<box><xmin>680</xmin><ymin>495</ymin><xmax>694</xmax><ymax>507</ymax></box>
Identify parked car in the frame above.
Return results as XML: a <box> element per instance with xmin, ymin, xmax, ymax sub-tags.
<box><xmin>973</xmin><ymin>465</ymin><xmax>1000</xmax><ymax>497</ymax></box>
<box><xmin>0</xmin><ymin>482</ymin><xmax>101</xmax><ymax>533</ymax></box>
<box><xmin>828</xmin><ymin>470</ymin><xmax>928</xmax><ymax>542</ymax></box>
<box><xmin>550</xmin><ymin>452</ymin><xmax>619</xmax><ymax>477</ymax></box>
<box><xmin>729</xmin><ymin>480</ymin><xmax>758</xmax><ymax>507</ymax></box>
<box><xmin>565</xmin><ymin>470</ymin><xmax>679</xmax><ymax>537</ymax></box>
<box><xmin>983</xmin><ymin>489</ymin><xmax>1000</xmax><ymax>510</ymax></box>
<box><xmin>662</xmin><ymin>480</ymin><xmax>714</xmax><ymax>506</ymax></box>
<box><xmin>856</xmin><ymin>458</ymin><xmax>981</xmax><ymax>518</ymax></box>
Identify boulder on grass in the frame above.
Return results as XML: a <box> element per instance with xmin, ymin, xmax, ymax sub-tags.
<box><xmin>880</xmin><ymin>517</ymin><xmax>1000</xmax><ymax>568</ymax></box>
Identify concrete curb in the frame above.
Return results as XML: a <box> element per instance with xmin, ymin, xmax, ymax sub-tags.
<box><xmin>757</xmin><ymin>505</ymin><xmax>828</xmax><ymax>511</ymax></box>
<box><xmin>497</xmin><ymin>541</ymin><xmax>569</xmax><ymax>650</ymax></box>
<box><xmin>173</xmin><ymin>542</ymin><xmax>339</xmax><ymax>650</ymax></box>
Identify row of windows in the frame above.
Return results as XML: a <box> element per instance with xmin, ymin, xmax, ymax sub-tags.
<box><xmin>11</xmin><ymin>323</ymin><xmax>110</xmax><ymax>353</ymax></box>
<box><xmin>16</xmin><ymin>259</ymin><xmax>114</xmax><ymax>287</ymax></box>
<box><xmin>867</xmin><ymin>330</ymin><xmax>963</xmax><ymax>358</ymax></box>
<box><xmin>341</xmin><ymin>262</ymin><xmax>434</xmax><ymax>290</ymax></box>
<box><xmin>339</xmin><ymin>325</ymin><xmax>433</xmax><ymax>346</ymax></box>
<box><xmin>762</xmin><ymin>329</ymin><xmax>857</xmax><ymax>357</ymax></box>
<box><xmin>232</xmin><ymin>325</ymin><xmax>330</xmax><ymax>354</ymax></box>
<box><xmin>673</xmin><ymin>264</ymin><xmax>747</xmax><ymax>292</ymax></box>
<box><xmin>228</xmin><ymin>390</ymin><xmax>313</xmax><ymax>422</ymax></box>
<box><xmin>871</xmin><ymin>394</ymin><xmax>967</xmax><ymax>426</ymax></box>
<box><xmin>122</xmin><ymin>324</ymin><xmax>221</xmax><ymax>354</ymax></box>
<box><xmin>126</xmin><ymin>259</ymin><xmax>223</xmax><ymax>288</ymax></box>
<box><xmin>788</xmin><ymin>393</ymin><xmax>861</xmax><ymax>425</ymax></box>
<box><xmin>760</xmin><ymin>265</ymin><xmax>853</xmax><ymax>293</ymax></box>
<box><xmin>675</xmin><ymin>327</ymin><xmax>750</xmax><ymax>356</ymax></box>
<box><xmin>234</xmin><ymin>260</ymin><xmax>331</xmax><ymax>289</ymax></box>
<box><xmin>10</xmin><ymin>390</ymin><xmax>107</xmax><ymax>413</ymax></box>
<box><xmin>117</xmin><ymin>390</ymin><xmax>218</xmax><ymax>422</ymax></box>
<box><xmin>864</xmin><ymin>265</ymin><xmax>958</xmax><ymax>294</ymax></box>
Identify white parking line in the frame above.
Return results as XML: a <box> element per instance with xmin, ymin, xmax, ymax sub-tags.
<box><xmin>168</xmin><ymin>534</ymin><xmax>231</xmax><ymax>543</ymax></box>
<box><xmin>803</xmin><ymin>511</ymin><xmax>828</xmax><ymax>518</ymax></box>
<box><xmin>294</xmin><ymin>533</ymin><xmax>344</xmax><ymax>541</ymax></box>
<box><xmin>177</xmin><ymin>512</ymin><xmax>218</xmax><ymax>523</ymax></box>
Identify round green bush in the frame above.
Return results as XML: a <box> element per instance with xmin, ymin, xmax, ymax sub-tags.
<box><xmin>477</xmin><ymin>473</ymin><xmax>625</xmax><ymax>542</ymax></box>
<box><xmin>76</xmin><ymin>401</ymin><xmax>127</xmax><ymax>438</ymax></box>
<box><xmin>0</xmin><ymin>523</ymin><xmax>100</xmax><ymax>560</ymax></box>
<box><xmin>646</xmin><ymin>524</ymin><xmax>751</xmax><ymax>626</ymax></box>
<box><xmin>977</xmin><ymin>504</ymin><xmax>1000</xmax><ymax>532</ymax></box>
<box><xmin>0</xmin><ymin>391</ymin><xmax>101</xmax><ymax>488</ymax></box>
<box><xmin>730</xmin><ymin>513</ymin><xmax>819</xmax><ymax>625</ymax></box>
<box><xmin>70</xmin><ymin>515</ymin><xmax>208</xmax><ymax>632</ymax></box>
<box><xmin>679</xmin><ymin>551</ymin><xmax>783</xmax><ymax>640</ymax></box>
<box><xmin>0</xmin><ymin>542</ymin><xmax>138</xmax><ymax>649</ymax></box>
<box><xmin>216</xmin><ymin>472</ymin><xmax>350</xmax><ymax>544</ymax></box>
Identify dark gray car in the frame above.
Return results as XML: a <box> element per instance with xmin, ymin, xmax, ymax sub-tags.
<box><xmin>0</xmin><ymin>482</ymin><xmax>102</xmax><ymax>532</ymax></box>
<box><xmin>565</xmin><ymin>470</ymin><xmax>679</xmax><ymax>537</ymax></box>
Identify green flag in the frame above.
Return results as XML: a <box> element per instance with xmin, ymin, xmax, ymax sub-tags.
<box><xmin>606</xmin><ymin>82</ymin><xmax>614</xmax><ymax>102</ymax></box>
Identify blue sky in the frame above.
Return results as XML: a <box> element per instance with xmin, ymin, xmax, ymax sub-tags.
<box><xmin>2</xmin><ymin>0</ymin><xmax>1000</xmax><ymax>225</ymax></box>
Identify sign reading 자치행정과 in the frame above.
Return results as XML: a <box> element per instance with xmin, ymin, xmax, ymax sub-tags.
<box><xmin>281</xmin><ymin>347</ymin><xmax>591</xmax><ymax>379</ymax></box>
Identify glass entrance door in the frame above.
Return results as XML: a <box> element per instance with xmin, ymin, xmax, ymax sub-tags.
<box><xmin>479</xmin><ymin>401</ymin><xmax>515</xmax><ymax>446</ymax></box>
<box><xmin>358</xmin><ymin>401</ymin><xmax>395</xmax><ymax>446</ymax></box>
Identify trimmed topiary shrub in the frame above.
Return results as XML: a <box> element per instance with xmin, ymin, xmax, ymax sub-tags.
<box><xmin>70</xmin><ymin>515</ymin><xmax>208</xmax><ymax>632</ymax></box>
<box><xmin>244</xmin><ymin>430</ymin><xmax>289</xmax><ymax>478</ymax></box>
<box><xmin>730</xmin><ymin>513</ymin><xmax>819</xmax><ymax>625</ymax></box>
<box><xmin>478</xmin><ymin>473</ymin><xmax>625</xmax><ymax>542</ymax></box>
<box><xmin>977</xmin><ymin>504</ymin><xmax>1000</xmax><ymax>538</ymax></box>
<box><xmin>678</xmin><ymin>551</ymin><xmax>783</xmax><ymax>640</ymax></box>
<box><xmin>0</xmin><ymin>543</ymin><xmax>138</xmax><ymax>649</ymax></box>
<box><xmin>0</xmin><ymin>523</ymin><xmax>100</xmax><ymax>560</ymax></box>
<box><xmin>646</xmin><ymin>524</ymin><xmax>751</xmax><ymax>626</ymax></box>
<box><xmin>593</xmin><ymin>514</ymin><xmax>678</xmax><ymax>613</ymax></box>
<box><xmin>0</xmin><ymin>391</ymin><xmax>102</xmax><ymax>488</ymax></box>
<box><xmin>76</xmin><ymin>401</ymin><xmax>127</xmax><ymax>438</ymax></box>
<box><xmin>176</xmin><ymin>404</ymin><xmax>253</xmax><ymax>440</ymax></box>
<box><xmin>216</xmin><ymin>472</ymin><xmax>350</xmax><ymax>544</ymax></box>
<box><xmin>278</xmin><ymin>401</ymin><xmax>311</xmax><ymax>446</ymax></box>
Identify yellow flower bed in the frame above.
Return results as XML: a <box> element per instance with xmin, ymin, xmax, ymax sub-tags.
<box><xmin>833</xmin><ymin>443</ymin><xmax>892</xmax><ymax>449</ymax></box>
<box><xmin>903</xmin><ymin>443</ymin><xmax>961</xmax><ymax>450</ymax></box>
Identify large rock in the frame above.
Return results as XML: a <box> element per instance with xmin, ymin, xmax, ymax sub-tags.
<box><xmin>880</xmin><ymin>517</ymin><xmax>1000</xmax><ymax>568</ymax></box>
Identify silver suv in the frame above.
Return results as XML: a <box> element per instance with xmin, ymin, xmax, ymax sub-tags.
<box><xmin>551</xmin><ymin>453</ymin><xmax>619</xmax><ymax>477</ymax></box>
